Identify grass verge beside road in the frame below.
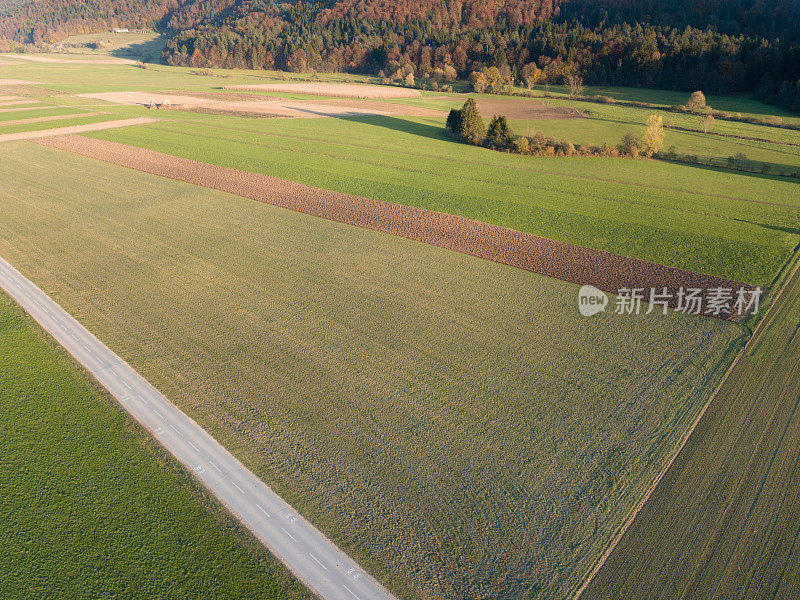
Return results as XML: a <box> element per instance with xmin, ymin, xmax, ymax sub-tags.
<box><xmin>0</xmin><ymin>292</ymin><xmax>305</xmax><ymax>600</ymax></box>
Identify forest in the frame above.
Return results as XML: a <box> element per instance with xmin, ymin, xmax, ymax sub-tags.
<box><xmin>1</xmin><ymin>0</ymin><xmax>799</xmax><ymax>111</ymax></box>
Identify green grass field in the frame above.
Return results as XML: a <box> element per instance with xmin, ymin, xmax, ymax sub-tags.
<box><xmin>582</xmin><ymin>252</ymin><xmax>800</xmax><ymax>600</ymax></box>
<box><xmin>0</xmin><ymin>140</ymin><xmax>747</xmax><ymax>600</ymax></box>
<box><xmin>61</xmin><ymin>30</ymin><xmax>167</xmax><ymax>62</ymax></box>
<box><xmin>1</xmin><ymin>59</ymin><xmax>798</xmax><ymax>286</ymax></box>
<box><xmin>87</xmin><ymin>114</ymin><xmax>800</xmax><ymax>285</ymax></box>
<box><xmin>0</xmin><ymin>292</ymin><xmax>303</xmax><ymax>600</ymax></box>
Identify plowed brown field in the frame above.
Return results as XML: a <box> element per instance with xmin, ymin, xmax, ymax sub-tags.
<box><xmin>35</xmin><ymin>134</ymin><xmax>753</xmax><ymax>316</ymax></box>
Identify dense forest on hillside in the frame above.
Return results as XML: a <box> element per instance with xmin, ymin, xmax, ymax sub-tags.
<box><xmin>0</xmin><ymin>0</ymin><xmax>175</xmax><ymax>43</ymax></box>
<box><xmin>1</xmin><ymin>0</ymin><xmax>799</xmax><ymax>111</ymax></box>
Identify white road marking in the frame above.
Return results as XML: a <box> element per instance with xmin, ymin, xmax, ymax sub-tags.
<box><xmin>187</xmin><ymin>440</ymin><xmax>200</xmax><ymax>453</ymax></box>
<box><xmin>231</xmin><ymin>481</ymin><xmax>246</xmax><ymax>494</ymax></box>
<box><xmin>256</xmin><ymin>504</ymin><xmax>271</xmax><ymax>518</ymax></box>
<box><xmin>168</xmin><ymin>423</ymin><xmax>182</xmax><ymax>435</ymax></box>
<box><xmin>343</xmin><ymin>585</ymin><xmax>362</xmax><ymax>600</ymax></box>
<box><xmin>281</xmin><ymin>527</ymin><xmax>298</xmax><ymax>543</ymax></box>
<box><xmin>209</xmin><ymin>460</ymin><xmax>222</xmax><ymax>472</ymax></box>
<box><xmin>309</xmin><ymin>553</ymin><xmax>328</xmax><ymax>570</ymax></box>
<box><xmin>122</xmin><ymin>380</ymin><xmax>131</xmax><ymax>389</ymax></box>
<box><xmin>153</xmin><ymin>409</ymin><xmax>164</xmax><ymax>420</ymax></box>
<box><xmin>136</xmin><ymin>393</ymin><xmax>148</xmax><ymax>405</ymax></box>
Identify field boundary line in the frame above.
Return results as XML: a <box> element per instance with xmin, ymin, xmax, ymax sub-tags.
<box><xmin>34</xmin><ymin>134</ymin><xmax>755</xmax><ymax>318</ymax></box>
<box><xmin>573</xmin><ymin>252</ymin><xmax>800</xmax><ymax>599</ymax></box>
<box><xmin>0</xmin><ymin>117</ymin><xmax>157</xmax><ymax>142</ymax></box>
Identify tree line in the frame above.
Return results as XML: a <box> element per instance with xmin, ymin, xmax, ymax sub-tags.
<box><xmin>160</xmin><ymin>0</ymin><xmax>800</xmax><ymax>112</ymax></box>
<box><xmin>1</xmin><ymin>0</ymin><xmax>798</xmax><ymax>112</ymax></box>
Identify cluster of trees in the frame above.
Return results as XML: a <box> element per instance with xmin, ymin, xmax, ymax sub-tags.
<box><xmin>446</xmin><ymin>99</ymin><xmax>667</xmax><ymax>159</ymax></box>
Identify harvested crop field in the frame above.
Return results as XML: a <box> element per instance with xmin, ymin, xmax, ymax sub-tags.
<box><xmin>79</xmin><ymin>91</ymin><xmax>439</xmax><ymax>118</ymax></box>
<box><xmin>0</xmin><ymin>140</ymin><xmax>743</xmax><ymax>600</ymax></box>
<box><xmin>0</xmin><ymin>118</ymin><xmax>156</xmax><ymax>142</ymax></box>
<box><xmin>2</xmin><ymin>53</ymin><xmax>133</xmax><ymax>64</ymax></box>
<box><xmin>37</xmin><ymin>134</ymin><xmax>754</xmax><ymax>314</ymax></box>
<box><xmin>0</xmin><ymin>112</ymin><xmax>103</xmax><ymax>127</ymax></box>
<box><xmin>472</xmin><ymin>96</ymin><xmax>583</xmax><ymax>119</ymax></box>
<box><xmin>224</xmin><ymin>82</ymin><xmax>423</xmax><ymax>98</ymax></box>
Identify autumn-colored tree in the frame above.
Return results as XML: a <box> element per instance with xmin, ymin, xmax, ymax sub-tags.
<box><xmin>619</xmin><ymin>132</ymin><xmax>640</xmax><ymax>157</ymax></box>
<box><xmin>566</xmin><ymin>73</ymin><xmax>584</xmax><ymax>98</ymax></box>
<box><xmin>641</xmin><ymin>115</ymin><xmax>665</xmax><ymax>157</ymax></box>
<box><xmin>686</xmin><ymin>90</ymin><xmax>707</xmax><ymax>112</ymax></box>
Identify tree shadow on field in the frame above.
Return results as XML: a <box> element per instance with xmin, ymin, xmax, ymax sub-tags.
<box><xmin>338</xmin><ymin>114</ymin><xmax>450</xmax><ymax>141</ymax></box>
<box><xmin>282</xmin><ymin>107</ymin><xmax>449</xmax><ymax>141</ymax></box>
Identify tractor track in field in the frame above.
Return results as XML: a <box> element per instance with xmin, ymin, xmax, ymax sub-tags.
<box><xmin>573</xmin><ymin>251</ymin><xmax>800</xmax><ymax>599</ymax></box>
<box><xmin>35</xmin><ymin>134</ymin><xmax>754</xmax><ymax>318</ymax></box>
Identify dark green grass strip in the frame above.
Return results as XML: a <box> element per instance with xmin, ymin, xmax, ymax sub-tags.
<box><xmin>0</xmin><ymin>292</ymin><xmax>306</xmax><ymax>600</ymax></box>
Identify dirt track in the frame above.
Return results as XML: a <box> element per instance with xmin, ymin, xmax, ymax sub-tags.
<box><xmin>0</xmin><ymin>117</ymin><xmax>156</xmax><ymax>142</ymax></box>
<box><xmin>0</xmin><ymin>112</ymin><xmax>104</xmax><ymax>127</ymax></box>
<box><xmin>34</xmin><ymin>134</ymin><xmax>753</xmax><ymax>317</ymax></box>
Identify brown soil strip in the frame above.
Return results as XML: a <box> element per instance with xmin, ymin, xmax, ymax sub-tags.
<box><xmin>2</xmin><ymin>54</ymin><xmax>133</xmax><ymax>64</ymax></box>
<box><xmin>471</xmin><ymin>96</ymin><xmax>583</xmax><ymax>120</ymax></box>
<box><xmin>0</xmin><ymin>111</ymin><xmax>104</xmax><ymax>127</ymax></box>
<box><xmin>0</xmin><ymin>95</ymin><xmax>21</xmax><ymax>101</ymax></box>
<box><xmin>34</xmin><ymin>134</ymin><xmax>754</xmax><ymax>317</ymax></box>
<box><xmin>0</xmin><ymin>117</ymin><xmax>156</xmax><ymax>142</ymax></box>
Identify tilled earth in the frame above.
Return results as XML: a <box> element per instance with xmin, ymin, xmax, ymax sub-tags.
<box><xmin>35</xmin><ymin>134</ymin><xmax>753</xmax><ymax>318</ymax></box>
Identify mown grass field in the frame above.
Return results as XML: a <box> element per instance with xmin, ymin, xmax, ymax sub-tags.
<box><xmin>0</xmin><ymin>140</ymin><xmax>747</xmax><ymax>600</ymax></box>
<box><xmin>582</xmin><ymin>252</ymin><xmax>800</xmax><ymax>600</ymax></box>
<box><xmin>0</xmin><ymin>293</ymin><xmax>302</xmax><ymax>600</ymax></box>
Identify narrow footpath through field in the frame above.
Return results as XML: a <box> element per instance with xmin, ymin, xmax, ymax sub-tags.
<box><xmin>0</xmin><ymin>118</ymin><xmax>157</xmax><ymax>142</ymax></box>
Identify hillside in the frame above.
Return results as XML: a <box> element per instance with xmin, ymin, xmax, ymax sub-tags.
<box><xmin>1</xmin><ymin>0</ymin><xmax>799</xmax><ymax>108</ymax></box>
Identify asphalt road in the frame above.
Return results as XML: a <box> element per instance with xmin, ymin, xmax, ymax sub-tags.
<box><xmin>0</xmin><ymin>255</ymin><xmax>398</xmax><ymax>600</ymax></box>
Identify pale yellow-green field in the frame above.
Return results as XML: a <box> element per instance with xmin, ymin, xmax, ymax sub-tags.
<box><xmin>0</xmin><ymin>140</ymin><xmax>744</xmax><ymax>600</ymax></box>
